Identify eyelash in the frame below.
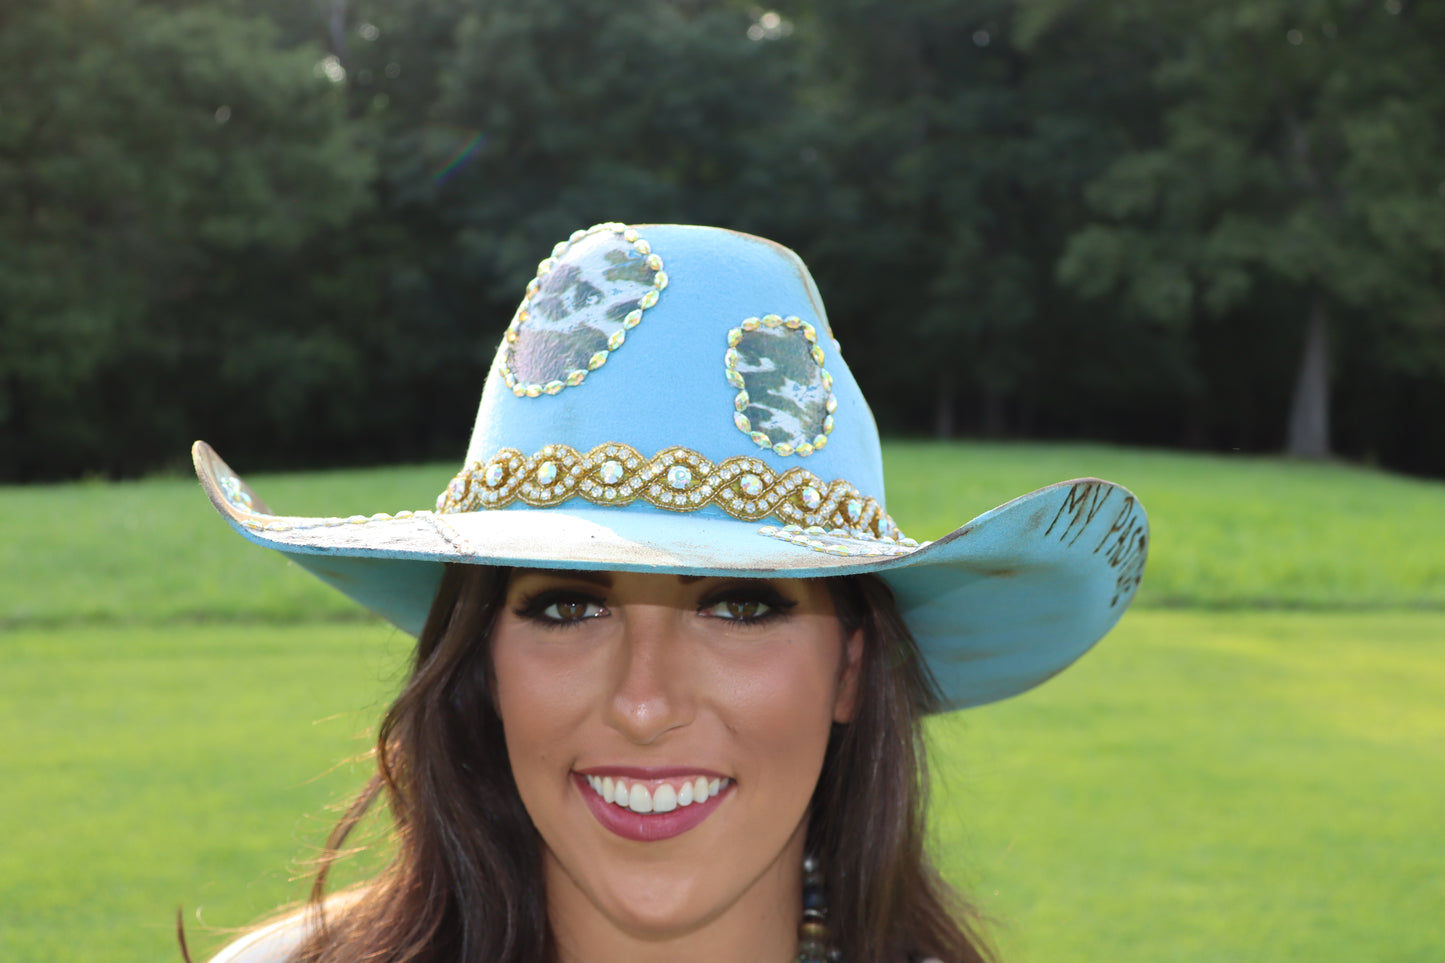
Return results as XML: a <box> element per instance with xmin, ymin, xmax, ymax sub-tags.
<box><xmin>512</xmin><ymin>587</ymin><xmax>797</xmax><ymax>629</ymax></box>
<box><xmin>514</xmin><ymin>590</ymin><xmax>607</xmax><ymax>629</ymax></box>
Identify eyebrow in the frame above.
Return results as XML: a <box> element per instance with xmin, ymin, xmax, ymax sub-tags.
<box><xmin>513</xmin><ymin>569</ymin><xmax>706</xmax><ymax>586</ymax></box>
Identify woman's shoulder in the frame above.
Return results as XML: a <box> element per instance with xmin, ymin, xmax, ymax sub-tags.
<box><xmin>205</xmin><ymin>912</ymin><xmax>312</xmax><ymax>963</ymax></box>
<box><xmin>205</xmin><ymin>892</ymin><xmax>364</xmax><ymax>963</ymax></box>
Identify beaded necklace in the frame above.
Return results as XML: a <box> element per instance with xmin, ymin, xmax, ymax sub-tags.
<box><xmin>797</xmin><ymin>855</ymin><xmax>839</xmax><ymax>963</ymax></box>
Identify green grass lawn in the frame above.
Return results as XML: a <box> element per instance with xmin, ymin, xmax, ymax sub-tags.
<box><xmin>3</xmin><ymin>442</ymin><xmax>1443</xmax><ymax>630</ymax></box>
<box><xmin>2</xmin><ymin>442</ymin><xmax>1442</xmax><ymax>962</ymax></box>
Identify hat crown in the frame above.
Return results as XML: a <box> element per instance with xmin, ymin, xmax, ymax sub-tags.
<box><xmin>463</xmin><ymin>224</ymin><xmax>886</xmax><ymax>511</ymax></box>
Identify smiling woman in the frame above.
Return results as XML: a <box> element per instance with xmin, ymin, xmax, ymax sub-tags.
<box><xmin>191</xmin><ymin>224</ymin><xmax>1147</xmax><ymax>963</ymax></box>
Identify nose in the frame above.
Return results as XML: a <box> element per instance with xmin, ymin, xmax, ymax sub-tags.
<box><xmin>605</xmin><ymin>607</ymin><xmax>694</xmax><ymax>744</ymax></box>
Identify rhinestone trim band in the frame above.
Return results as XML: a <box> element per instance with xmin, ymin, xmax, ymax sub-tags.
<box><xmin>725</xmin><ymin>314</ymin><xmax>835</xmax><ymax>457</ymax></box>
<box><xmin>500</xmin><ymin>223</ymin><xmax>667</xmax><ymax>398</ymax></box>
<box><xmin>435</xmin><ymin>442</ymin><xmax>916</xmax><ymax>542</ymax></box>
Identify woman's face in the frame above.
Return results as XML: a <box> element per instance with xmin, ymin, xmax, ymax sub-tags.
<box><xmin>490</xmin><ymin>569</ymin><xmax>861</xmax><ymax>952</ymax></box>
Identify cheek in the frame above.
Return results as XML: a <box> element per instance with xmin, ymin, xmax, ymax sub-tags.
<box><xmin>490</xmin><ymin>640</ymin><xmax>595</xmax><ymax>770</ymax></box>
<box><xmin>717</xmin><ymin>637</ymin><xmax>842</xmax><ymax>770</ymax></box>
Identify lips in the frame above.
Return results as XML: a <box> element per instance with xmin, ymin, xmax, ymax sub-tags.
<box><xmin>573</xmin><ymin>769</ymin><xmax>733</xmax><ymax>842</ymax></box>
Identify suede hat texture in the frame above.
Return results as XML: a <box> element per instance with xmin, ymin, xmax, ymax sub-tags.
<box><xmin>195</xmin><ymin>222</ymin><xmax>1148</xmax><ymax>710</ymax></box>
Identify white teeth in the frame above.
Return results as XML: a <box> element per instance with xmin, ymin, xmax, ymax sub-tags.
<box><xmin>582</xmin><ymin>774</ymin><xmax>731</xmax><ymax>813</ymax></box>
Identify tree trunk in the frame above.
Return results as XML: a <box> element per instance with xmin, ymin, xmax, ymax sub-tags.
<box><xmin>981</xmin><ymin>383</ymin><xmax>1005</xmax><ymax>437</ymax></box>
<box><xmin>326</xmin><ymin>0</ymin><xmax>348</xmax><ymax>65</ymax></box>
<box><xmin>933</xmin><ymin>373</ymin><xmax>953</xmax><ymax>438</ymax></box>
<box><xmin>1285</xmin><ymin>293</ymin><xmax>1331</xmax><ymax>458</ymax></box>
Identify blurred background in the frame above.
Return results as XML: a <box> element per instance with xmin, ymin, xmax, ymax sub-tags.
<box><xmin>4</xmin><ymin>0</ymin><xmax>1443</xmax><ymax>483</ymax></box>
<box><xmin>3</xmin><ymin>2</ymin><xmax>1444</xmax><ymax>962</ymax></box>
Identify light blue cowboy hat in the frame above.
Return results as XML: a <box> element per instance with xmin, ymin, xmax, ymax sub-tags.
<box><xmin>194</xmin><ymin>223</ymin><xmax>1147</xmax><ymax>710</ymax></box>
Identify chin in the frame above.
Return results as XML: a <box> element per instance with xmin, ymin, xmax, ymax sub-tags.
<box><xmin>576</xmin><ymin>863</ymin><xmax>729</xmax><ymax>939</ymax></box>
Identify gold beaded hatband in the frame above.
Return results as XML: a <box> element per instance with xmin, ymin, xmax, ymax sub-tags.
<box><xmin>434</xmin><ymin>441</ymin><xmax>919</xmax><ymax>546</ymax></box>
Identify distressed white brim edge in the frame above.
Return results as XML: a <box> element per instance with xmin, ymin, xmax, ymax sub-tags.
<box><xmin>195</xmin><ymin>441</ymin><xmax>1148</xmax><ymax>710</ymax></box>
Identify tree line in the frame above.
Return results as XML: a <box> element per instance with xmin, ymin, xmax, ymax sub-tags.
<box><xmin>3</xmin><ymin>0</ymin><xmax>1442</xmax><ymax>482</ymax></box>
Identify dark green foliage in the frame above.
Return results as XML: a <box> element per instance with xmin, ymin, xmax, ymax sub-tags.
<box><xmin>2</xmin><ymin>0</ymin><xmax>1443</xmax><ymax>480</ymax></box>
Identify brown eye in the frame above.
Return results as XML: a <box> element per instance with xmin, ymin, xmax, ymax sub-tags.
<box><xmin>703</xmin><ymin>598</ymin><xmax>773</xmax><ymax>621</ymax></box>
<box><xmin>541</xmin><ymin>599</ymin><xmax>603</xmax><ymax>622</ymax></box>
<box><xmin>726</xmin><ymin>600</ymin><xmax>762</xmax><ymax>620</ymax></box>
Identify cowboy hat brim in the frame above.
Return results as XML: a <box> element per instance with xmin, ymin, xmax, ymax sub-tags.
<box><xmin>195</xmin><ymin>441</ymin><xmax>1147</xmax><ymax>711</ymax></box>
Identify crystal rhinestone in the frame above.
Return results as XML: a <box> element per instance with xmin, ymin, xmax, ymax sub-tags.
<box><xmin>773</xmin><ymin>443</ymin><xmax>794</xmax><ymax>456</ymax></box>
<box><xmin>525</xmin><ymin>384</ymin><xmax>542</xmax><ymax>398</ymax></box>
<box><xmin>800</xmin><ymin>486</ymin><xmax>822</xmax><ymax>510</ymax></box>
<box><xmin>645</xmin><ymin>253</ymin><xmax>663</xmax><ymax>271</ymax></box>
<box><xmin>750</xmin><ymin>431</ymin><xmax>772</xmax><ymax>448</ymax></box>
<box><xmin>726</xmin><ymin>370</ymin><xmax>746</xmax><ymax>389</ymax></box>
<box><xmin>588</xmin><ymin>350</ymin><xmax>609</xmax><ymax>370</ymax></box>
<box><xmin>763</xmin><ymin>314</ymin><xmax>782</xmax><ymax>327</ymax></box>
<box><xmin>802</xmin><ymin>322</ymin><xmax>817</xmax><ymax>340</ymax></box>
<box><xmin>724</xmin><ymin>347</ymin><xmax>740</xmax><ymax>369</ymax></box>
<box><xmin>544</xmin><ymin>381</ymin><xmax>564</xmax><ymax>395</ymax></box>
<box><xmin>660</xmin><ymin>492</ymin><xmax>674</xmax><ymax>504</ymax></box>
<box><xmin>823</xmin><ymin>415</ymin><xmax>835</xmax><ymax>434</ymax></box>
<box><xmin>794</xmin><ymin>443</ymin><xmax>814</xmax><ymax>457</ymax></box>
<box><xmin>639</xmin><ymin>290</ymin><xmax>659</xmax><ymax>308</ymax></box>
<box><xmin>607</xmin><ymin>330</ymin><xmax>626</xmax><ymax>351</ymax></box>
<box><xmin>484</xmin><ymin>464</ymin><xmax>505</xmax><ymax>487</ymax></box>
<box><xmin>633</xmin><ymin>238</ymin><xmax>650</xmax><ymax>254</ymax></box>
<box><xmin>605</xmin><ymin>489</ymin><xmax>617</xmax><ymax>500</ymax></box>
<box><xmin>653</xmin><ymin>270</ymin><xmax>668</xmax><ymax>289</ymax></box>
<box><xmin>846</xmin><ymin>499</ymin><xmax>862</xmax><ymax>521</ymax></box>
<box><xmin>727</xmin><ymin>329</ymin><xmax>742</xmax><ymax>348</ymax></box>
<box><xmin>810</xmin><ymin>344</ymin><xmax>826</xmax><ymax>366</ymax></box>
<box><xmin>812</xmin><ymin>434</ymin><xmax>829</xmax><ymax>450</ymax></box>
<box><xmin>785</xmin><ymin>316</ymin><xmax>802</xmax><ymax>329</ymax></box>
<box><xmin>741</xmin><ymin>316</ymin><xmax>760</xmax><ymax>331</ymax></box>
<box><xmin>623</xmin><ymin>309</ymin><xmax>643</xmax><ymax>329</ymax></box>
<box><xmin>734</xmin><ymin>412</ymin><xmax>752</xmax><ymax>433</ymax></box>
<box><xmin>600</xmin><ymin>460</ymin><xmax>624</xmax><ymax>485</ymax></box>
<box><xmin>667</xmin><ymin>465</ymin><xmax>693</xmax><ymax>490</ymax></box>
<box><xmin>537</xmin><ymin>461</ymin><xmax>558</xmax><ymax>485</ymax></box>
<box><xmin>740</xmin><ymin>473</ymin><xmax>764</xmax><ymax>496</ymax></box>
<box><xmin>821</xmin><ymin>371</ymin><xmax>834</xmax><ymax>391</ymax></box>
<box><xmin>566</xmin><ymin>369</ymin><xmax>587</xmax><ymax>386</ymax></box>
<box><xmin>826</xmin><ymin>394</ymin><xmax>838</xmax><ymax>413</ymax></box>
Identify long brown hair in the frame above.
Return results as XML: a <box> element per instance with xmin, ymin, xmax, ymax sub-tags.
<box><xmin>291</xmin><ymin>564</ymin><xmax>994</xmax><ymax>963</ymax></box>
